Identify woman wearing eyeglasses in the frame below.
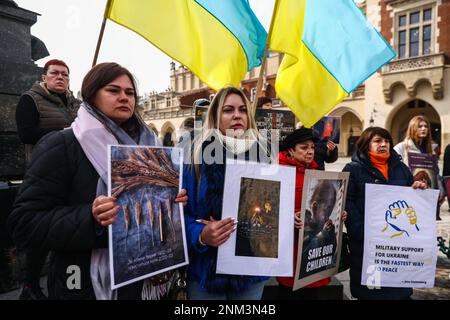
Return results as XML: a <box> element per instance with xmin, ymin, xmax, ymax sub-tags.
<box><xmin>13</xmin><ymin>59</ymin><xmax>81</xmax><ymax>300</ymax></box>
<box><xmin>15</xmin><ymin>59</ymin><xmax>81</xmax><ymax>162</ymax></box>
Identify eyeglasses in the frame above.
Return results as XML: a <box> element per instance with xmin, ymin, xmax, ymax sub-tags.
<box><xmin>47</xmin><ymin>71</ymin><xmax>69</xmax><ymax>78</ymax></box>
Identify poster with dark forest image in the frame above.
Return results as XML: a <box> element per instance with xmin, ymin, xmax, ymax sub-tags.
<box><xmin>235</xmin><ymin>178</ymin><xmax>280</xmax><ymax>258</ymax></box>
<box><xmin>293</xmin><ymin>170</ymin><xmax>349</xmax><ymax>290</ymax></box>
<box><xmin>408</xmin><ymin>153</ymin><xmax>439</xmax><ymax>189</ymax></box>
<box><xmin>108</xmin><ymin>145</ymin><xmax>188</xmax><ymax>289</ymax></box>
<box><xmin>217</xmin><ymin>160</ymin><xmax>296</xmax><ymax>277</ymax></box>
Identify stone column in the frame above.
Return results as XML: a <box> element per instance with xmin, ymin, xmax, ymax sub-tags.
<box><xmin>0</xmin><ymin>2</ymin><xmax>48</xmax><ymax>179</ymax></box>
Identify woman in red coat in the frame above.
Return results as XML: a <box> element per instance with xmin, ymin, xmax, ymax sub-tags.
<box><xmin>276</xmin><ymin>127</ymin><xmax>346</xmax><ymax>299</ymax></box>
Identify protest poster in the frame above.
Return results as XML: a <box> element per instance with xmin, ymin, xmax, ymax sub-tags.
<box><xmin>312</xmin><ymin>116</ymin><xmax>341</xmax><ymax>144</ymax></box>
<box><xmin>408</xmin><ymin>153</ymin><xmax>439</xmax><ymax>189</ymax></box>
<box><xmin>362</xmin><ymin>184</ymin><xmax>439</xmax><ymax>288</ymax></box>
<box><xmin>293</xmin><ymin>170</ymin><xmax>349</xmax><ymax>290</ymax></box>
<box><xmin>108</xmin><ymin>145</ymin><xmax>188</xmax><ymax>289</ymax></box>
<box><xmin>255</xmin><ymin>109</ymin><xmax>296</xmax><ymax>146</ymax></box>
<box><xmin>217</xmin><ymin>160</ymin><xmax>296</xmax><ymax>277</ymax></box>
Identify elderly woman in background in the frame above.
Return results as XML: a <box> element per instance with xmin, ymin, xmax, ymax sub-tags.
<box><xmin>343</xmin><ymin>127</ymin><xmax>426</xmax><ymax>300</ymax></box>
<box><xmin>8</xmin><ymin>62</ymin><xmax>187</xmax><ymax>300</ymax></box>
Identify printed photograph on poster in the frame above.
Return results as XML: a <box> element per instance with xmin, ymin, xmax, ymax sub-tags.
<box><xmin>217</xmin><ymin>161</ymin><xmax>296</xmax><ymax>277</ymax></box>
<box><xmin>312</xmin><ymin>116</ymin><xmax>341</xmax><ymax>144</ymax></box>
<box><xmin>362</xmin><ymin>184</ymin><xmax>439</xmax><ymax>288</ymax></box>
<box><xmin>108</xmin><ymin>145</ymin><xmax>188</xmax><ymax>289</ymax></box>
<box><xmin>194</xmin><ymin>105</ymin><xmax>208</xmax><ymax>130</ymax></box>
<box><xmin>255</xmin><ymin>109</ymin><xmax>295</xmax><ymax>145</ymax></box>
<box><xmin>408</xmin><ymin>153</ymin><xmax>439</xmax><ymax>189</ymax></box>
<box><xmin>235</xmin><ymin>178</ymin><xmax>280</xmax><ymax>258</ymax></box>
<box><xmin>293</xmin><ymin>170</ymin><xmax>349</xmax><ymax>290</ymax></box>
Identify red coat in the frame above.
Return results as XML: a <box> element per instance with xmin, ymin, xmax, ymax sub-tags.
<box><xmin>276</xmin><ymin>151</ymin><xmax>331</xmax><ymax>288</ymax></box>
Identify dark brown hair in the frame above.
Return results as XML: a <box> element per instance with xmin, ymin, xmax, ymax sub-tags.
<box><xmin>355</xmin><ymin>127</ymin><xmax>394</xmax><ymax>155</ymax></box>
<box><xmin>256</xmin><ymin>96</ymin><xmax>272</xmax><ymax>108</ymax></box>
<box><xmin>81</xmin><ymin>62</ymin><xmax>138</xmax><ymax>108</ymax></box>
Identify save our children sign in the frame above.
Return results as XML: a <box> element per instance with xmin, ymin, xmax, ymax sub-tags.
<box><xmin>362</xmin><ymin>184</ymin><xmax>439</xmax><ymax>288</ymax></box>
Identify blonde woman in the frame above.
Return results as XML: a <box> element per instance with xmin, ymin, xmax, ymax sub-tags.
<box><xmin>394</xmin><ymin>115</ymin><xmax>434</xmax><ymax>167</ymax></box>
<box><xmin>394</xmin><ymin>115</ymin><xmax>443</xmax><ymax>219</ymax></box>
<box><xmin>182</xmin><ymin>86</ymin><xmax>271</xmax><ymax>300</ymax></box>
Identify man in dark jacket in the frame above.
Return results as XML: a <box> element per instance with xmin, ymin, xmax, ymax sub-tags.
<box><xmin>14</xmin><ymin>59</ymin><xmax>80</xmax><ymax>300</ymax></box>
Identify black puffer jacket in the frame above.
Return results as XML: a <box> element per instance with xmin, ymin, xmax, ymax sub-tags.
<box><xmin>8</xmin><ymin>129</ymin><xmax>105</xmax><ymax>300</ymax></box>
<box><xmin>342</xmin><ymin>150</ymin><xmax>414</xmax><ymax>300</ymax></box>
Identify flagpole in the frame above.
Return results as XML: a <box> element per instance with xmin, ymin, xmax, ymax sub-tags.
<box><xmin>92</xmin><ymin>0</ymin><xmax>112</xmax><ymax>67</ymax></box>
<box><xmin>252</xmin><ymin>44</ymin><xmax>269</xmax><ymax>114</ymax></box>
<box><xmin>252</xmin><ymin>0</ymin><xmax>280</xmax><ymax>115</ymax></box>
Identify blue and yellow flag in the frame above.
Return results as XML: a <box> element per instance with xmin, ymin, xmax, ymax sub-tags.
<box><xmin>269</xmin><ymin>0</ymin><xmax>395</xmax><ymax>127</ymax></box>
<box><xmin>106</xmin><ymin>0</ymin><xmax>267</xmax><ymax>90</ymax></box>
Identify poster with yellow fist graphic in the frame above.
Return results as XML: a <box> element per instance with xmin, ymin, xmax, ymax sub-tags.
<box><xmin>362</xmin><ymin>184</ymin><xmax>439</xmax><ymax>288</ymax></box>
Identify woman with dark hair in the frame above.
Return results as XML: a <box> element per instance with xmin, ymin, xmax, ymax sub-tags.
<box><xmin>183</xmin><ymin>86</ymin><xmax>271</xmax><ymax>300</ymax></box>
<box><xmin>8</xmin><ymin>62</ymin><xmax>187</xmax><ymax>300</ymax></box>
<box><xmin>256</xmin><ymin>96</ymin><xmax>272</xmax><ymax>109</ymax></box>
<box><xmin>342</xmin><ymin>127</ymin><xmax>426</xmax><ymax>300</ymax></box>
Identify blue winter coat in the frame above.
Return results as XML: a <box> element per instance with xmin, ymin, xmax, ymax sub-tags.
<box><xmin>182</xmin><ymin>137</ymin><xmax>269</xmax><ymax>294</ymax></box>
<box><xmin>342</xmin><ymin>150</ymin><xmax>414</xmax><ymax>300</ymax></box>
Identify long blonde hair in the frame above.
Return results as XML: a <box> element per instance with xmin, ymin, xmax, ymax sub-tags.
<box><xmin>405</xmin><ymin>115</ymin><xmax>432</xmax><ymax>154</ymax></box>
<box><xmin>191</xmin><ymin>86</ymin><xmax>260</xmax><ymax>177</ymax></box>
<box><xmin>204</xmin><ymin>86</ymin><xmax>257</xmax><ymax>131</ymax></box>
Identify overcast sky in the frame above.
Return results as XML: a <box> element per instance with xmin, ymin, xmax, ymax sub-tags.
<box><xmin>15</xmin><ymin>0</ymin><xmax>365</xmax><ymax>96</ymax></box>
<box><xmin>15</xmin><ymin>0</ymin><xmax>277</xmax><ymax>96</ymax></box>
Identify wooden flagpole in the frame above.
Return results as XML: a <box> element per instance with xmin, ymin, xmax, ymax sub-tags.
<box><xmin>252</xmin><ymin>0</ymin><xmax>280</xmax><ymax>116</ymax></box>
<box><xmin>92</xmin><ymin>0</ymin><xmax>112</xmax><ymax>67</ymax></box>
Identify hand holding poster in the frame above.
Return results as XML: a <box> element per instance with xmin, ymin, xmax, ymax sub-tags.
<box><xmin>293</xmin><ymin>170</ymin><xmax>349</xmax><ymax>290</ymax></box>
<box><xmin>362</xmin><ymin>184</ymin><xmax>439</xmax><ymax>288</ymax></box>
<box><xmin>217</xmin><ymin>161</ymin><xmax>296</xmax><ymax>277</ymax></box>
<box><xmin>108</xmin><ymin>145</ymin><xmax>188</xmax><ymax>289</ymax></box>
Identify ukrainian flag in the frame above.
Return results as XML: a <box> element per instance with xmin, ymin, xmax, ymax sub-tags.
<box><xmin>269</xmin><ymin>0</ymin><xmax>395</xmax><ymax>127</ymax></box>
<box><xmin>106</xmin><ymin>0</ymin><xmax>267</xmax><ymax>90</ymax></box>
